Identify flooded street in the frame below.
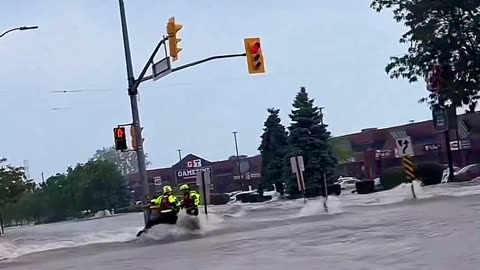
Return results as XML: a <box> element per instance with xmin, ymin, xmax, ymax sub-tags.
<box><xmin>2</xmin><ymin>183</ymin><xmax>480</xmax><ymax>270</ymax></box>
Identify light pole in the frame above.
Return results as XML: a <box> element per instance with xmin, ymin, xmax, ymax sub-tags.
<box><xmin>319</xmin><ymin>106</ymin><xmax>325</xmax><ymax>125</ymax></box>
<box><xmin>0</xmin><ymin>26</ymin><xmax>38</xmax><ymax>39</ymax></box>
<box><xmin>177</xmin><ymin>149</ymin><xmax>182</xmax><ymax>161</ymax></box>
<box><xmin>232</xmin><ymin>131</ymin><xmax>243</xmax><ymax>189</ymax></box>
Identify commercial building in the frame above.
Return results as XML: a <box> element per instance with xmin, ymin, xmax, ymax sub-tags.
<box><xmin>335</xmin><ymin>111</ymin><xmax>480</xmax><ymax>179</ymax></box>
<box><xmin>128</xmin><ymin>153</ymin><xmax>262</xmax><ymax>201</ymax></box>
<box><xmin>129</xmin><ymin>111</ymin><xmax>480</xmax><ymax>200</ymax></box>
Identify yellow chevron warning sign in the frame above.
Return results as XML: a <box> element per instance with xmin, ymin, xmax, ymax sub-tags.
<box><xmin>403</xmin><ymin>156</ymin><xmax>416</xmax><ymax>181</ymax></box>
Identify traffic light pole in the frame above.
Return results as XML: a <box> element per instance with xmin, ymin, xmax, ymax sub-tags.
<box><xmin>118</xmin><ymin>0</ymin><xmax>150</xmax><ymax>225</ymax></box>
<box><xmin>118</xmin><ymin>3</ymin><xmax>256</xmax><ymax>227</ymax></box>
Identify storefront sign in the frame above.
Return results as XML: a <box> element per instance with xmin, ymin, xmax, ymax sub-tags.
<box><xmin>424</xmin><ymin>143</ymin><xmax>441</xmax><ymax>152</ymax></box>
<box><xmin>451</xmin><ymin>140</ymin><xmax>471</xmax><ymax>151</ymax></box>
<box><xmin>175</xmin><ymin>158</ymin><xmax>213</xmax><ymax>183</ymax></box>
<box><xmin>375</xmin><ymin>150</ymin><xmax>391</xmax><ymax>159</ymax></box>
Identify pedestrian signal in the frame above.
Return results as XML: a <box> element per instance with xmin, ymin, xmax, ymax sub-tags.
<box><xmin>114</xmin><ymin>127</ymin><xmax>128</xmax><ymax>151</ymax></box>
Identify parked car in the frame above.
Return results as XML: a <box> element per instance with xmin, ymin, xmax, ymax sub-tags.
<box><xmin>335</xmin><ymin>177</ymin><xmax>361</xmax><ymax>191</ymax></box>
<box><xmin>442</xmin><ymin>164</ymin><xmax>480</xmax><ymax>183</ymax></box>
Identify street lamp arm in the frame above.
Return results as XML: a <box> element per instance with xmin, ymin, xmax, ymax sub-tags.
<box><xmin>0</xmin><ymin>28</ymin><xmax>20</xmax><ymax>38</ymax></box>
<box><xmin>0</xmin><ymin>26</ymin><xmax>38</xmax><ymax>39</ymax></box>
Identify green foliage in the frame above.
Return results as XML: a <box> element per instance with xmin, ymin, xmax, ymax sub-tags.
<box><xmin>371</xmin><ymin>0</ymin><xmax>480</xmax><ymax>108</ymax></box>
<box><xmin>0</xmin><ymin>158</ymin><xmax>32</xmax><ymax>207</ymax></box>
<box><xmin>416</xmin><ymin>162</ymin><xmax>444</xmax><ymax>186</ymax></box>
<box><xmin>93</xmin><ymin>146</ymin><xmax>151</xmax><ymax>175</ymax></box>
<box><xmin>2</xmin><ymin>149</ymin><xmax>133</xmax><ymax>227</ymax></box>
<box><xmin>380</xmin><ymin>162</ymin><xmax>445</xmax><ymax>190</ymax></box>
<box><xmin>285</xmin><ymin>87</ymin><xmax>337</xmax><ymax>194</ymax></box>
<box><xmin>258</xmin><ymin>108</ymin><xmax>288</xmax><ymax>194</ymax></box>
<box><xmin>380</xmin><ymin>166</ymin><xmax>407</xmax><ymax>190</ymax></box>
<box><xmin>329</xmin><ymin>137</ymin><xmax>355</xmax><ymax>163</ymax></box>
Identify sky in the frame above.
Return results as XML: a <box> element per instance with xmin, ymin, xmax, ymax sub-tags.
<box><xmin>0</xmin><ymin>0</ymin><xmax>437</xmax><ymax>181</ymax></box>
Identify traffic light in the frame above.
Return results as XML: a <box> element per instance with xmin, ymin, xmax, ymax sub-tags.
<box><xmin>244</xmin><ymin>37</ymin><xmax>265</xmax><ymax>74</ymax></box>
<box><xmin>166</xmin><ymin>17</ymin><xmax>183</xmax><ymax>62</ymax></box>
<box><xmin>114</xmin><ymin>127</ymin><xmax>128</xmax><ymax>151</ymax></box>
<box><xmin>130</xmin><ymin>125</ymin><xmax>144</xmax><ymax>150</ymax></box>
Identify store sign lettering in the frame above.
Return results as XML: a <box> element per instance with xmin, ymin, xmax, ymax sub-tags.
<box><xmin>177</xmin><ymin>167</ymin><xmax>211</xmax><ymax>178</ymax></box>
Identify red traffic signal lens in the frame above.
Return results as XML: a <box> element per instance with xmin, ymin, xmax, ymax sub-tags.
<box><xmin>115</xmin><ymin>127</ymin><xmax>126</xmax><ymax>139</ymax></box>
<box><xmin>250</xmin><ymin>42</ymin><xmax>261</xmax><ymax>54</ymax></box>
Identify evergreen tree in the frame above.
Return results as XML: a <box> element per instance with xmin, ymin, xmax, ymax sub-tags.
<box><xmin>258</xmin><ymin>108</ymin><xmax>288</xmax><ymax>195</ymax></box>
<box><xmin>286</xmin><ymin>87</ymin><xmax>337</xmax><ymax>195</ymax></box>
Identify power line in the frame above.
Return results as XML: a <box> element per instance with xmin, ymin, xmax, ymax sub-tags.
<box><xmin>0</xmin><ymin>70</ymin><xmax>292</xmax><ymax>95</ymax></box>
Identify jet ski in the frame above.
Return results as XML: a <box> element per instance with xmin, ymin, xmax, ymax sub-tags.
<box><xmin>136</xmin><ymin>206</ymin><xmax>178</xmax><ymax>237</ymax></box>
<box><xmin>136</xmin><ymin>207</ymin><xmax>200</xmax><ymax>237</ymax></box>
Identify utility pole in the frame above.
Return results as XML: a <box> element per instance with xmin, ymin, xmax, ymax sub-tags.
<box><xmin>177</xmin><ymin>149</ymin><xmax>182</xmax><ymax>161</ymax></box>
<box><xmin>232</xmin><ymin>131</ymin><xmax>243</xmax><ymax>189</ymax></box>
<box><xmin>319</xmin><ymin>106</ymin><xmax>325</xmax><ymax>125</ymax></box>
<box><xmin>118</xmin><ymin>0</ymin><xmax>150</xmax><ymax>203</ymax></box>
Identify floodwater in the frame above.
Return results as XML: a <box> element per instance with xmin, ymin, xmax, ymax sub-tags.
<box><xmin>2</xmin><ymin>181</ymin><xmax>480</xmax><ymax>270</ymax></box>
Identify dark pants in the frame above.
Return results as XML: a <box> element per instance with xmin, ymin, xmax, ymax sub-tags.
<box><xmin>186</xmin><ymin>207</ymin><xmax>199</xmax><ymax>216</ymax></box>
<box><xmin>145</xmin><ymin>211</ymin><xmax>178</xmax><ymax>229</ymax></box>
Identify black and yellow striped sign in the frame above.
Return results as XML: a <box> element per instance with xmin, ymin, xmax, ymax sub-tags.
<box><xmin>403</xmin><ymin>155</ymin><xmax>416</xmax><ymax>181</ymax></box>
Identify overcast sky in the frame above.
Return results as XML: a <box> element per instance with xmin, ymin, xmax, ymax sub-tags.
<box><xmin>1</xmin><ymin>0</ymin><xmax>435</xmax><ymax>180</ymax></box>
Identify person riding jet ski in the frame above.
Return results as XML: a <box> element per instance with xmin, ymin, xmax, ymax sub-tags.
<box><xmin>136</xmin><ymin>185</ymin><xmax>179</xmax><ymax>237</ymax></box>
<box><xmin>179</xmin><ymin>184</ymin><xmax>200</xmax><ymax>216</ymax></box>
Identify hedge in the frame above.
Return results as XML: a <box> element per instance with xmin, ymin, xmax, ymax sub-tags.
<box><xmin>380</xmin><ymin>162</ymin><xmax>444</xmax><ymax>190</ymax></box>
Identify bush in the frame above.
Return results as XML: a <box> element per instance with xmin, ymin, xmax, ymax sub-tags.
<box><xmin>416</xmin><ymin>162</ymin><xmax>444</xmax><ymax>186</ymax></box>
<box><xmin>115</xmin><ymin>205</ymin><xmax>143</xmax><ymax>214</ymax></box>
<box><xmin>288</xmin><ymin>184</ymin><xmax>341</xmax><ymax>199</ymax></box>
<box><xmin>380</xmin><ymin>162</ymin><xmax>445</xmax><ymax>190</ymax></box>
<box><xmin>356</xmin><ymin>180</ymin><xmax>375</xmax><ymax>194</ymax></box>
<box><xmin>380</xmin><ymin>166</ymin><xmax>406</xmax><ymax>190</ymax></box>
<box><xmin>239</xmin><ymin>193</ymin><xmax>272</xmax><ymax>203</ymax></box>
<box><xmin>210</xmin><ymin>193</ymin><xmax>230</xmax><ymax>205</ymax></box>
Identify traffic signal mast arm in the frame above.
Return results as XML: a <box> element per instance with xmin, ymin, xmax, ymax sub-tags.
<box><xmin>128</xmin><ymin>18</ymin><xmax>263</xmax><ymax>93</ymax></box>
<box><xmin>130</xmin><ymin>35</ymin><xmax>169</xmax><ymax>95</ymax></box>
<box><xmin>137</xmin><ymin>53</ymin><xmax>247</xmax><ymax>83</ymax></box>
<box><xmin>171</xmin><ymin>52</ymin><xmax>246</xmax><ymax>73</ymax></box>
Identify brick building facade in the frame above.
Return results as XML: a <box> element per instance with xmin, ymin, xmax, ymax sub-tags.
<box><xmin>128</xmin><ymin>153</ymin><xmax>262</xmax><ymax>201</ymax></box>
<box><xmin>336</xmin><ymin>111</ymin><xmax>480</xmax><ymax>179</ymax></box>
<box><xmin>129</xmin><ymin>111</ymin><xmax>480</xmax><ymax>200</ymax></box>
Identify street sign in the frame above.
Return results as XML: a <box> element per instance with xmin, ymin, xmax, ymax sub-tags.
<box><xmin>290</xmin><ymin>156</ymin><xmax>305</xmax><ymax>192</ymax></box>
<box><xmin>396</xmin><ymin>136</ymin><xmax>414</xmax><ymax>157</ymax></box>
<box><xmin>152</xmin><ymin>57</ymin><xmax>171</xmax><ymax>81</ymax></box>
<box><xmin>196</xmin><ymin>170</ymin><xmax>211</xmax><ymax>206</ymax></box>
<box><xmin>432</xmin><ymin>106</ymin><xmax>448</xmax><ymax>131</ymax></box>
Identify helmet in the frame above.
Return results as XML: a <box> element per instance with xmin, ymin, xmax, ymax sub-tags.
<box><xmin>163</xmin><ymin>185</ymin><xmax>173</xmax><ymax>194</ymax></box>
<box><xmin>179</xmin><ymin>184</ymin><xmax>190</xmax><ymax>192</ymax></box>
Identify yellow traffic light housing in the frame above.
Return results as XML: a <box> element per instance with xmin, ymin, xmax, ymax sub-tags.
<box><xmin>167</xmin><ymin>17</ymin><xmax>183</xmax><ymax>62</ymax></box>
<box><xmin>244</xmin><ymin>37</ymin><xmax>265</xmax><ymax>74</ymax></box>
